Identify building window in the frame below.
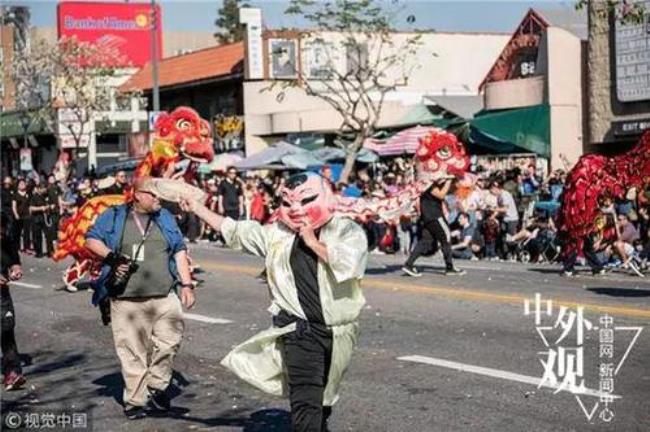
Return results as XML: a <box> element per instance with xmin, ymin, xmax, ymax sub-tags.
<box><xmin>269</xmin><ymin>39</ymin><xmax>297</xmax><ymax>79</ymax></box>
<box><xmin>304</xmin><ymin>38</ymin><xmax>335</xmax><ymax>79</ymax></box>
<box><xmin>115</xmin><ymin>94</ymin><xmax>133</xmax><ymax>111</ymax></box>
<box><xmin>346</xmin><ymin>42</ymin><xmax>368</xmax><ymax>79</ymax></box>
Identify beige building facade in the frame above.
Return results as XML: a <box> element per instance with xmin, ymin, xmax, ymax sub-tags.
<box><xmin>240</xmin><ymin>10</ymin><xmax>510</xmax><ymax>155</ymax></box>
<box><xmin>480</xmin><ymin>9</ymin><xmax>587</xmax><ymax>170</ymax></box>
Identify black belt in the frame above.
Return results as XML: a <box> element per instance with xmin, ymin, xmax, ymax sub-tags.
<box><xmin>273</xmin><ymin>309</ymin><xmax>331</xmax><ymax>339</ymax></box>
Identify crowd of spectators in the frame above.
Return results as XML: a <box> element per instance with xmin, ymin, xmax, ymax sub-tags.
<box><xmin>1</xmin><ymin>155</ymin><xmax>648</xmax><ymax>276</ymax></box>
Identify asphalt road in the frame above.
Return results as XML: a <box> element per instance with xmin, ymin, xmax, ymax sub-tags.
<box><xmin>2</xmin><ymin>243</ymin><xmax>649</xmax><ymax>432</ymax></box>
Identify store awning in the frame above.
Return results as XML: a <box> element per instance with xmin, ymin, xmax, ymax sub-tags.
<box><xmin>235</xmin><ymin>141</ymin><xmax>306</xmax><ymax>170</ymax></box>
<box><xmin>0</xmin><ymin>111</ymin><xmax>49</xmax><ymax>138</ymax></box>
<box><xmin>423</xmin><ymin>95</ymin><xmax>484</xmax><ymax>119</ymax></box>
<box><xmin>364</xmin><ymin>125</ymin><xmax>446</xmax><ymax>156</ymax></box>
<box><xmin>468</xmin><ymin>104</ymin><xmax>550</xmax><ymax>157</ymax></box>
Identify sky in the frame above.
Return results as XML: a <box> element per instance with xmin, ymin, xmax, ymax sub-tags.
<box><xmin>6</xmin><ymin>0</ymin><xmax>581</xmax><ymax>34</ymax></box>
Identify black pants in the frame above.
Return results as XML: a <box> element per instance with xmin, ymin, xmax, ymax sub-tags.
<box><xmin>280</xmin><ymin>322</ymin><xmax>333</xmax><ymax>432</ymax></box>
<box><xmin>16</xmin><ymin>218</ymin><xmax>32</xmax><ymax>251</ymax></box>
<box><xmin>1</xmin><ymin>286</ymin><xmax>21</xmax><ymax>375</ymax></box>
<box><xmin>31</xmin><ymin>219</ymin><xmax>51</xmax><ymax>257</ymax></box>
<box><xmin>563</xmin><ymin>235</ymin><xmax>603</xmax><ymax>272</ymax></box>
<box><xmin>46</xmin><ymin>214</ymin><xmax>59</xmax><ymax>252</ymax></box>
<box><xmin>405</xmin><ymin>216</ymin><xmax>453</xmax><ymax>270</ymax></box>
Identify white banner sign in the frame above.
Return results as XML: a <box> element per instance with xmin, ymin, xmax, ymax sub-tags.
<box><xmin>148</xmin><ymin>111</ymin><xmax>163</xmax><ymax>130</ymax></box>
<box><xmin>59</xmin><ymin>134</ymin><xmax>90</xmax><ymax>149</ymax></box>
<box><xmin>19</xmin><ymin>148</ymin><xmax>33</xmax><ymax>172</ymax></box>
<box><xmin>240</xmin><ymin>8</ymin><xmax>263</xmax><ymax>79</ymax></box>
<box><xmin>57</xmin><ymin>108</ymin><xmax>94</xmax><ymax>137</ymax></box>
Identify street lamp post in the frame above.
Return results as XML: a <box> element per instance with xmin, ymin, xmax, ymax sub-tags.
<box><xmin>151</xmin><ymin>0</ymin><xmax>160</xmax><ymax>113</ymax></box>
<box><xmin>19</xmin><ymin>112</ymin><xmax>31</xmax><ymax>175</ymax></box>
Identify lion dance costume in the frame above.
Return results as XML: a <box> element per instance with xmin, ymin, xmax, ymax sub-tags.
<box><xmin>52</xmin><ymin>106</ymin><xmax>215</xmax><ymax>290</ymax></box>
<box><xmin>334</xmin><ymin>128</ymin><xmax>470</xmax><ymax>221</ymax></box>
<box><xmin>557</xmin><ymin>131</ymin><xmax>650</xmax><ymax>262</ymax></box>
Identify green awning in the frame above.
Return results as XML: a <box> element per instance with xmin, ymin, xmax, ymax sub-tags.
<box><xmin>0</xmin><ymin>111</ymin><xmax>49</xmax><ymax>138</ymax></box>
<box><xmin>469</xmin><ymin>104</ymin><xmax>550</xmax><ymax>157</ymax></box>
<box><xmin>395</xmin><ymin>103</ymin><xmax>461</xmax><ymax>129</ymax></box>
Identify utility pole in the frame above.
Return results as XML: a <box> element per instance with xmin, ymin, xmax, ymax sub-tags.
<box><xmin>151</xmin><ymin>0</ymin><xmax>160</xmax><ymax>113</ymax></box>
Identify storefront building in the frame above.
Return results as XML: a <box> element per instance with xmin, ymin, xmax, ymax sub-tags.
<box><xmin>587</xmin><ymin>0</ymin><xmax>650</xmax><ymax>151</ymax></box>
<box><xmin>476</xmin><ymin>9</ymin><xmax>588</xmax><ymax>171</ymax></box>
<box><xmin>120</xmin><ymin>42</ymin><xmax>245</xmax><ymax>154</ymax></box>
<box><xmin>238</xmin><ymin>8</ymin><xmax>510</xmax><ymax>156</ymax></box>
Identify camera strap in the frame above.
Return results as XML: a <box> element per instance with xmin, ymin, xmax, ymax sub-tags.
<box><xmin>132</xmin><ymin>216</ymin><xmax>153</xmax><ymax>262</ymax></box>
<box><xmin>118</xmin><ymin>207</ymin><xmax>153</xmax><ymax>260</ymax></box>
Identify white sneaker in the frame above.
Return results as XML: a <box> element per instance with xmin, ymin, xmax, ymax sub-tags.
<box><xmin>625</xmin><ymin>260</ymin><xmax>645</xmax><ymax>278</ymax></box>
<box><xmin>402</xmin><ymin>266</ymin><xmax>422</xmax><ymax>277</ymax></box>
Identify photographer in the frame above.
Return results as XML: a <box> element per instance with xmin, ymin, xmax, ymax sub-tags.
<box><xmin>1</xmin><ymin>210</ymin><xmax>26</xmax><ymax>391</ymax></box>
<box><xmin>84</xmin><ymin>177</ymin><xmax>195</xmax><ymax>420</ymax></box>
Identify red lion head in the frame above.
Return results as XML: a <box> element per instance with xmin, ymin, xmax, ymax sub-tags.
<box><xmin>153</xmin><ymin>106</ymin><xmax>215</xmax><ymax>164</ymax></box>
<box><xmin>415</xmin><ymin>129</ymin><xmax>470</xmax><ymax>184</ymax></box>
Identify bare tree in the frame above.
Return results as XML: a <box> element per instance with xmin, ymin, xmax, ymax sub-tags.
<box><xmin>11</xmin><ymin>36</ymin><xmax>132</xmax><ymax>152</ymax></box>
<box><xmin>269</xmin><ymin>0</ymin><xmax>423</xmax><ymax>184</ymax></box>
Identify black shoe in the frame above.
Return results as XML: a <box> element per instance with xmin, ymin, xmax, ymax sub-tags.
<box><xmin>402</xmin><ymin>266</ymin><xmax>421</xmax><ymax>277</ymax></box>
<box><xmin>149</xmin><ymin>388</ymin><xmax>171</xmax><ymax>411</ymax></box>
<box><xmin>592</xmin><ymin>268</ymin><xmax>607</xmax><ymax>276</ymax></box>
<box><xmin>444</xmin><ymin>267</ymin><xmax>466</xmax><ymax>276</ymax></box>
<box><xmin>124</xmin><ymin>405</ymin><xmax>147</xmax><ymax>420</ymax></box>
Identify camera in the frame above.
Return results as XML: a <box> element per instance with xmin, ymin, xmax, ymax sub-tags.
<box><xmin>105</xmin><ymin>253</ymin><xmax>139</xmax><ymax>297</ymax></box>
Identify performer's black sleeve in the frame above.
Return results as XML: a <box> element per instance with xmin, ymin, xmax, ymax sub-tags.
<box><xmin>1</xmin><ymin>239</ymin><xmax>20</xmax><ymax>274</ymax></box>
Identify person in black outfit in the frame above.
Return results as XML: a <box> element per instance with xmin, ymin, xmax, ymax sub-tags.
<box><xmin>29</xmin><ymin>183</ymin><xmax>53</xmax><ymax>258</ymax></box>
<box><xmin>218</xmin><ymin>167</ymin><xmax>244</xmax><ymax>220</ymax></box>
<box><xmin>181</xmin><ymin>172</ymin><xmax>368</xmax><ymax>432</ymax></box>
<box><xmin>275</xmin><ymin>231</ymin><xmax>335</xmax><ymax>432</ymax></box>
<box><xmin>12</xmin><ymin>179</ymin><xmax>32</xmax><ymax>253</ymax></box>
<box><xmin>1</xmin><ymin>210</ymin><xmax>26</xmax><ymax>390</ymax></box>
<box><xmin>402</xmin><ymin>178</ymin><xmax>465</xmax><ymax>276</ymax></box>
<box><xmin>2</xmin><ymin>177</ymin><xmax>15</xmax><ymax>243</ymax></box>
<box><xmin>1</xmin><ymin>177</ymin><xmax>14</xmax><ymax>219</ymax></box>
<box><xmin>46</xmin><ymin>175</ymin><xmax>62</xmax><ymax>252</ymax></box>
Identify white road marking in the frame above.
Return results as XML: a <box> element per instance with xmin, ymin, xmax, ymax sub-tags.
<box><xmin>183</xmin><ymin>313</ymin><xmax>233</xmax><ymax>324</ymax></box>
<box><xmin>9</xmin><ymin>282</ymin><xmax>42</xmax><ymax>289</ymax></box>
<box><xmin>398</xmin><ymin>355</ymin><xmax>620</xmax><ymax>399</ymax></box>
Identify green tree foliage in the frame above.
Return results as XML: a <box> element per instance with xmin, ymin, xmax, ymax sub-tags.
<box><xmin>215</xmin><ymin>0</ymin><xmax>250</xmax><ymax>44</ymax></box>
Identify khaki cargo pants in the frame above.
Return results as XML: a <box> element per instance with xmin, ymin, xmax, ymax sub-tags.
<box><xmin>110</xmin><ymin>292</ymin><xmax>184</xmax><ymax>407</ymax></box>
